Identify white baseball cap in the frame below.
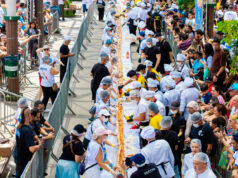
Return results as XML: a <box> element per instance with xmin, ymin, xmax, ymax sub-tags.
<box><xmin>98</xmin><ymin>109</ymin><xmax>110</xmax><ymax>117</ymax></box>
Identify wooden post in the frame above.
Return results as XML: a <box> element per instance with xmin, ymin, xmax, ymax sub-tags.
<box><xmin>206</xmin><ymin>6</ymin><xmax>214</xmax><ymax>38</ymax></box>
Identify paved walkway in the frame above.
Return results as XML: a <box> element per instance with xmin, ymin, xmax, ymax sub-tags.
<box><xmin>46</xmin><ymin>16</ymin><xmax>106</xmax><ymax>178</ymax></box>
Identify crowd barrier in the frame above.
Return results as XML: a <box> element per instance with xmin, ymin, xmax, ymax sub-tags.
<box><xmin>163</xmin><ymin>23</ymin><xmax>229</xmax><ymax>178</ymax></box>
<box><xmin>20</xmin><ymin>3</ymin><xmax>96</xmax><ymax>178</ymax></box>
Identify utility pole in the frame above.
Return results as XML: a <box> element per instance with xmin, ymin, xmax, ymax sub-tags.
<box><xmin>5</xmin><ymin>0</ymin><xmax>20</xmax><ymax>94</ymax></box>
<box><xmin>35</xmin><ymin>0</ymin><xmax>44</xmax><ymax>47</ymax></box>
<box><xmin>206</xmin><ymin>0</ymin><xmax>216</xmax><ymax>38</ymax></box>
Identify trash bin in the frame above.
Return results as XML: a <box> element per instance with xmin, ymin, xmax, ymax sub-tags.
<box><xmin>4</xmin><ymin>56</ymin><xmax>18</xmax><ymax>78</ymax></box>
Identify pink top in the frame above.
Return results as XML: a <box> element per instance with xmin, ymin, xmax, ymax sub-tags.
<box><xmin>218</xmin><ymin>95</ymin><xmax>225</xmax><ymax>105</ymax></box>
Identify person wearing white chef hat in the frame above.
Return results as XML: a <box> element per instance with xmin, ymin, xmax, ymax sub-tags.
<box><xmin>125</xmin><ymin>90</ymin><xmax>149</xmax><ymax>126</ymax></box>
<box><xmin>144</xmin><ymin>60</ymin><xmax>161</xmax><ymax>82</ymax></box>
<box><xmin>163</xmin><ymin>78</ymin><xmax>181</xmax><ymax>115</ymax></box>
<box><xmin>170</xmin><ymin>71</ymin><xmax>185</xmax><ymax>93</ymax></box>
<box><xmin>176</xmin><ymin>53</ymin><xmax>190</xmax><ymax>79</ymax></box>
<box><xmin>179</xmin><ymin>77</ymin><xmax>200</xmax><ymax>120</ymax></box>
<box><xmin>140</xmin><ymin>126</ymin><xmax>175</xmax><ymax>178</ymax></box>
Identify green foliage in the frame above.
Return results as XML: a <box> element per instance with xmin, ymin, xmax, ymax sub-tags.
<box><xmin>178</xmin><ymin>0</ymin><xmax>195</xmax><ymax>11</ymax></box>
<box><xmin>217</xmin><ymin>20</ymin><xmax>238</xmax><ymax>76</ymax></box>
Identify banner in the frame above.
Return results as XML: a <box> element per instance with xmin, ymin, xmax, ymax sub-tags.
<box><xmin>195</xmin><ymin>0</ymin><xmax>203</xmax><ymax>30</ymax></box>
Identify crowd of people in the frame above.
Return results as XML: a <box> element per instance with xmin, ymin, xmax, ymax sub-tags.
<box><xmin>84</xmin><ymin>0</ymin><xmax>237</xmax><ymax>177</ymax></box>
<box><xmin>6</xmin><ymin>0</ymin><xmax>238</xmax><ymax>177</ymax></box>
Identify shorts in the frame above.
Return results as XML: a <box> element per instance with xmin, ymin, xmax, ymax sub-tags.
<box><xmin>39</xmin><ymin>75</ymin><xmax>42</xmax><ymax>86</ymax></box>
<box><xmin>83</xmin><ymin>4</ymin><xmax>88</xmax><ymax>13</ymax></box>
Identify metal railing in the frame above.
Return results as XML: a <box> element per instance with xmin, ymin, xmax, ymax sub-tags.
<box><xmin>20</xmin><ymin>3</ymin><xmax>96</xmax><ymax>178</ymax></box>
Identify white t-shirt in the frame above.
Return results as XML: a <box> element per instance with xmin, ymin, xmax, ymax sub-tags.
<box><xmin>0</xmin><ymin>8</ymin><xmax>4</xmax><ymax>24</ymax></box>
<box><xmin>39</xmin><ymin>64</ymin><xmax>55</xmax><ymax>87</ymax></box>
<box><xmin>185</xmin><ymin>18</ymin><xmax>195</xmax><ymax>27</ymax></box>
<box><xmin>59</xmin><ymin>0</ymin><xmax>64</xmax><ymax>5</ymax></box>
<box><xmin>224</xmin><ymin>11</ymin><xmax>238</xmax><ymax>21</ymax></box>
<box><xmin>85</xmin><ymin>139</ymin><xmax>101</xmax><ymax>167</ymax></box>
<box><xmin>44</xmin><ymin>0</ymin><xmax>51</xmax><ymax>3</ymax></box>
<box><xmin>38</xmin><ymin>52</ymin><xmax>60</xmax><ymax>65</ymax></box>
<box><xmin>85</xmin><ymin>119</ymin><xmax>105</xmax><ymax>140</ymax></box>
<box><xmin>233</xmin><ymin>151</ymin><xmax>238</xmax><ymax>167</ymax></box>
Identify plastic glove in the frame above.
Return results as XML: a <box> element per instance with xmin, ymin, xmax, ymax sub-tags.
<box><xmin>125</xmin><ymin>115</ymin><xmax>133</xmax><ymax>122</ymax></box>
<box><xmin>118</xmin><ymin>85</ymin><xmax>124</xmax><ymax>90</ymax></box>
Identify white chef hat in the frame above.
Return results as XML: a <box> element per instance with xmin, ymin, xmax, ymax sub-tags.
<box><xmin>146</xmin><ymin>30</ymin><xmax>154</xmax><ymax>36</ymax></box>
<box><xmin>144</xmin><ymin>60</ymin><xmax>153</xmax><ymax>67</ymax></box>
<box><xmin>130</xmin><ymin>89</ymin><xmax>141</xmax><ymax>97</ymax></box>
<box><xmin>147</xmin><ymin>78</ymin><xmax>159</xmax><ymax>88</ymax></box>
<box><xmin>140</xmin><ymin>126</ymin><xmax>155</xmax><ymax>139</ymax></box>
<box><xmin>138</xmin><ymin>21</ymin><xmax>146</xmax><ymax>29</ymax></box>
<box><xmin>141</xmin><ymin>2</ymin><xmax>146</xmax><ymax>7</ymax></box>
<box><xmin>183</xmin><ymin>77</ymin><xmax>194</xmax><ymax>88</ymax></box>
<box><xmin>170</xmin><ymin>71</ymin><xmax>182</xmax><ymax>79</ymax></box>
<box><xmin>164</xmin><ymin>64</ymin><xmax>174</xmax><ymax>72</ymax></box>
<box><xmin>164</xmin><ymin>78</ymin><xmax>176</xmax><ymax>88</ymax></box>
<box><xmin>142</xmin><ymin>90</ymin><xmax>155</xmax><ymax>98</ymax></box>
<box><xmin>131</xmin><ymin>81</ymin><xmax>142</xmax><ymax>90</ymax></box>
<box><xmin>177</xmin><ymin>53</ymin><xmax>186</xmax><ymax>62</ymax></box>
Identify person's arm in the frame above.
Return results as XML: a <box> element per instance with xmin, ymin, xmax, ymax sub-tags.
<box><xmin>96</xmin><ymin>149</ymin><xmax>116</xmax><ymax>176</ymax></box>
<box><xmin>155</xmin><ymin>53</ymin><xmax>161</xmax><ymax>69</ymax></box>
<box><xmin>75</xmin><ymin>154</ymin><xmax>85</xmax><ymax>163</ymax></box>
<box><xmin>133</xmin><ymin>112</ymin><xmax>146</xmax><ymax>122</ymax></box>
<box><xmin>179</xmin><ymin>92</ymin><xmax>185</xmax><ymax>115</ymax></box>
<box><xmin>50</xmin><ymin>66</ymin><xmax>59</xmax><ymax>75</ymax></box>
<box><xmin>169</xmin><ymin>51</ymin><xmax>174</xmax><ymax>63</ymax></box>
<box><xmin>42</xmin><ymin>120</ymin><xmax>54</xmax><ymax>132</ymax></box>
<box><xmin>42</xmin><ymin>132</ymin><xmax>54</xmax><ymax>141</ymax></box>
<box><xmin>36</xmin><ymin>47</ymin><xmax>43</xmax><ymax>57</ymax></box>
<box><xmin>29</xmin><ymin>139</ymin><xmax>43</xmax><ymax>153</ymax></box>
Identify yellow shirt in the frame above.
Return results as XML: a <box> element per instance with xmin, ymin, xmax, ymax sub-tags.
<box><xmin>137</xmin><ymin>75</ymin><xmax>147</xmax><ymax>88</ymax></box>
<box><xmin>151</xmin><ymin>68</ymin><xmax>161</xmax><ymax>82</ymax></box>
<box><xmin>149</xmin><ymin>114</ymin><xmax>163</xmax><ymax>130</ymax></box>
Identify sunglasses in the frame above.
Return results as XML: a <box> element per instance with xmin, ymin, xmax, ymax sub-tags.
<box><xmin>103</xmin><ymin>115</ymin><xmax>110</xmax><ymax>118</ymax></box>
<box><xmin>44</xmin><ymin>48</ymin><xmax>49</xmax><ymax>51</ymax></box>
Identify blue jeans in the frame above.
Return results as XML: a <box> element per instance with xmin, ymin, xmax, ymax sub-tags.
<box><xmin>174</xmin><ymin>165</ymin><xmax>181</xmax><ymax>178</ymax></box>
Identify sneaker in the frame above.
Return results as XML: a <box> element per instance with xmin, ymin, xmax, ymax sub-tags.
<box><xmin>88</xmin><ymin>117</ymin><xmax>96</xmax><ymax>122</ymax></box>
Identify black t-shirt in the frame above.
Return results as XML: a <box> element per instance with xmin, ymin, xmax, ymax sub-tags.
<box><xmin>152</xmin><ymin>12</ymin><xmax>162</xmax><ymax>29</ymax></box>
<box><xmin>156</xmin><ymin>130</ymin><xmax>179</xmax><ymax>164</ymax></box>
<box><xmin>59</xmin><ymin>135</ymin><xmax>85</xmax><ymax>161</ymax></box>
<box><xmin>16</xmin><ymin>125</ymin><xmax>36</xmax><ymax>164</ymax></box>
<box><xmin>156</xmin><ymin>40</ymin><xmax>172</xmax><ymax>64</ymax></box>
<box><xmin>60</xmin><ymin>44</ymin><xmax>70</xmax><ymax>66</ymax></box>
<box><xmin>189</xmin><ymin>122</ymin><xmax>214</xmax><ymax>153</ymax></box>
<box><xmin>170</xmin><ymin>113</ymin><xmax>186</xmax><ymax>135</ymax></box>
<box><xmin>143</xmin><ymin>46</ymin><xmax>161</xmax><ymax>68</ymax></box>
<box><xmin>91</xmin><ymin>63</ymin><xmax>110</xmax><ymax>88</ymax></box>
<box><xmin>130</xmin><ymin>163</ymin><xmax>161</xmax><ymax>178</ymax></box>
<box><xmin>29</xmin><ymin>122</ymin><xmax>41</xmax><ymax>136</ymax></box>
<box><xmin>39</xmin><ymin>114</ymin><xmax>46</xmax><ymax>125</ymax></box>
<box><xmin>146</xmin><ymin>17</ymin><xmax>155</xmax><ymax>32</ymax></box>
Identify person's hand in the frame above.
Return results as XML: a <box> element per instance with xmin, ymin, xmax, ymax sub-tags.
<box><xmin>227</xmin><ymin>163</ymin><xmax>232</xmax><ymax>172</ymax></box>
<box><xmin>11</xmin><ymin>127</ymin><xmax>16</xmax><ymax>134</ymax></box>
<box><xmin>206</xmin><ymin>148</ymin><xmax>211</xmax><ymax>155</ymax></box>
<box><xmin>111</xmin><ymin>170</ymin><xmax>117</xmax><ymax>178</ymax></box>
<box><xmin>125</xmin><ymin>115</ymin><xmax>133</xmax><ymax>122</ymax></box>
<box><xmin>118</xmin><ymin>85</ymin><xmax>124</xmax><ymax>90</ymax></box>
<box><xmin>69</xmin><ymin>53</ymin><xmax>75</xmax><ymax>57</ymax></box>
<box><xmin>39</xmin><ymin>138</ymin><xmax>44</xmax><ymax>146</ymax></box>
<box><xmin>213</xmin><ymin>75</ymin><xmax>218</xmax><ymax>82</ymax></box>
<box><xmin>50</xmin><ymin>127</ymin><xmax>55</xmax><ymax>133</ymax></box>
<box><xmin>48</xmin><ymin>132</ymin><xmax>55</xmax><ymax>140</ymax></box>
<box><xmin>185</xmin><ymin>137</ymin><xmax>191</xmax><ymax>144</ymax></box>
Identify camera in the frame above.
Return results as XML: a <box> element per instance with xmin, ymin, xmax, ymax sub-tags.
<box><xmin>125</xmin><ymin>157</ymin><xmax>132</xmax><ymax>168</ymax></box>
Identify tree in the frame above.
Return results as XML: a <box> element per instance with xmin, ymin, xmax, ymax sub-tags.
<box><xmin>178</xmin><ymin>0</ymin><xmax>195</xmax><ymax>11</ymax></box>
<box><xmin>217</xmin><ymin>20</ymin><xmax>238</xmax><ymax>76</ymax></box>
